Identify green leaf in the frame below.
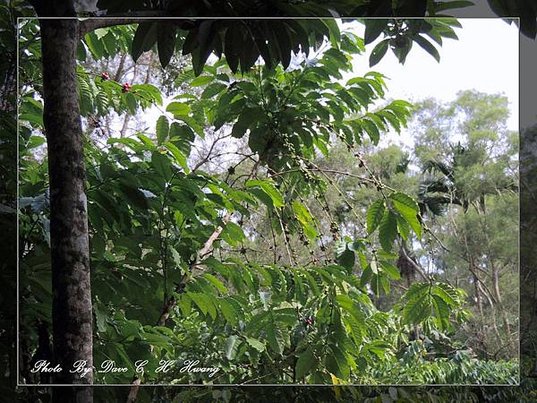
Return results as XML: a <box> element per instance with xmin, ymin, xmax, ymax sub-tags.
<box><xmin>164</xmin><ymin>141</ymin><xmax>188</xmax><ymax>172</ymax></box>
<box><xmin>166</xmin><ymin>102</ymin><xmax>191</xmax><ymax>117</ymax></box>
<box><xmin>203</xmin><ymin>273</ymin><xmax>228</xmax><ymax>294</ymax></box>
<box><xmin>118</xmin><ymin>181</ymin><xmax>149</xmax><ymax>210</ymax></box>
<box><xmin>221</xmin><ymin>221</ymin><xmax>245</xmax><ymax>247</ymax></box>
<box><xmin>84</xmin><ymin>31</ymin><xmax>105</xmax><ymax>59</ymax></box>
<box><xmin>190</xmin><ymin>75</ymin><xmax>214</xmax><ymax>87</ymax></box>
<box><xmin>326</xmin><ymin>345</ymin><xmax>350</xmax><ymax>379</ymax></box>
<box><xmin>20</xmin><ymin>113</ymin><xmax>44</xmax><ymax>128</ymax></box>
<box><xmin>395</xmin><ymin>214</ymin><xmax>410</xmax><ymax>240</ymax></box>
<box><xmin>362</xmin><ymin>118</ymin><xmax>380</xmax><ymax>144</ymax></box>
<box><xmin>364</xmin><ymin>19</ymin><xmax>388</xmax><ymax>45</ymax></box>
<box><xmin>26</xmin><ymin>136</ymin><xmax>46</xmax><ymax>149</ymax></box>
<box><xmin>434</xmin><ymin>1</ymin><xmax>474</xmax><ymax>12</ymax></box>
<box><xmin>231</xmin><ymin>108</ymin><xmax>260</xmax><ymax>139</ymax></box>
<box><xmin>366</xmin><ymin>199</ymin><xmax>385</xmax><ymax>234</ymax></box>
<box><xmin>380</xmin><ymin>261</ymin><xmax>401</xmax><ymax>280</ymax></box>
<box><xmin>336</xmin><ymin>241</ymin><xmax>355</xmax><ymax>271</ymax></box>
<box><xmin>131</xmin><ymin>22</ymin><xmax>158</xmax><ymax>62</ymax></box>
<box><xmin>389</xmin><ymin>192</ymin><xmax>422</xmax><ymax>238</ymax></box>
<box><xmin>369</xmin><ymin>39</ymin><xmax>389</xmax><ymax>67</ymax></box>
<box><xmin>219</xmin><ymin>298</ymin><xmax>239</xmax><ymax>325</ymax></box>
<box><xmin>266</xmin><ymin>317</ymin><xmax>285</xmax><ymax>355</ymax></box>
<box><xmin>225</xmin><ymin>335</ymin><xmax>240</xmax><ymax>360</ymax></box>
<box><xmin>202</xmin><ymin>82</ymin><xmax>227</xmax><ymax>99</ymax></box>
<box><xmin>291</xmin><ymin>201</ymin><xmax>317</xmax><ymax>241</ymax></box>
<box><xmin>157</xmin><ymin>22</ymin><xmax>177</xmax><ymax>68</ymax></box>
<box><xmin>370</xmin><ymin>259</ymin><xmax>378</xmax><ymax>274</ymax></box>
<box><xmin>169</xmin><ymin>122</ymin><xmax>195</xmax><ymax>155</ymax></box>
<box><xmin>151</xmin><ymin>151</ymin><xmax>172</xmax><ymax>181</ymax></box>
<box><xmin>402</xmin><ymin>283</ymin><xmax>433</xmax><ymax>324</ymax></box>
<box><xmin>414</xmin><ymin>35</ymin><xmax>441</xmax><ymax>62</ymax></box>
<box><xmin>125</xmin><ymin>93</ymin><xmax>137</xmax><ymax>115</ymax></box>
<box><xmin>378</xmin><ymin>210</ymin><xmax>398</xmax><ymax>252</ymax></box>
<box><xmin>188</xmin><ymin>292</ymin><xmax>217</xmax><ymax>319</ymax></box>
<box><xmin>245</xmin><ymin>179</ymin><xmax>284</xmax><ymax>208</ymax></box>
<box><xmin>431</xmin><ymin>283</ymin><xmax>458</xmax><ymax>306</ymax></box>
<box><xmin>246</xmin><ymin>337</ymin><xmax>266</xmax><ymax>352</ymax></box>
<box><xmin>296</xmin><ymin>347</ymin><xmax>316</xmax><ymax>379</ymax></box>
<box><xmin>156</xmin><ymin>115</ymin><xmax>169</xmax><ymax>145</ymax></box>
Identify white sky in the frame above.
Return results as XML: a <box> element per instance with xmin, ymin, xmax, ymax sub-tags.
<box><xmin>348</xmin><ymin>19</ymin><xmax>519</xmax><ymax>131</ymax></box>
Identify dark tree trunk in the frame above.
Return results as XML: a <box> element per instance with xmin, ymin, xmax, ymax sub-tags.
<box><xmin>41</xmin><ymin>18</ymin><xmax>93</xmax><ymax>402</ymax></box>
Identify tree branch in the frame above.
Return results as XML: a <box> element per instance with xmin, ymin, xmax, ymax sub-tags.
<box><xmin>399</xmin><ymin>245</ymin><xmax>430</xmax><ymax>282</ymax></box>
<box><xmin>78</xmin><ymin>16</ymin><xmax>192</xmax><ymax>37</ymax></box>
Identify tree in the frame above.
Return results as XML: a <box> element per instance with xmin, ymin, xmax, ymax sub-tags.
<box><xmin>411</xmin><ymin>91</ymin><xmax>518</xmax><ymax>358</ymax></box>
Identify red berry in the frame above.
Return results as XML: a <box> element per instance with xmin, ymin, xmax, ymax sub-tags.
<box><xmin>101</xmin><ymin>72</ymin><xmax>110</xmax><ymax>80</ymax></box>
<box><xmin>122</xmin><ymin>83</ymin><xmax>132</xmax><ymax>93</ymax></box>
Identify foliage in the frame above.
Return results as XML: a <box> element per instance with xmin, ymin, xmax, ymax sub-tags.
<box><xmin>17</xmin><ymin>16</ymin><xmax>518</xmax><ymax>391</ymax></box>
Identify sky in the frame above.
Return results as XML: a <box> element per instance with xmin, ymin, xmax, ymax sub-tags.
<box><xmin>348</xmin><ymin>19</ymin><xmax>519</xmax><ymax>132</ymax></box>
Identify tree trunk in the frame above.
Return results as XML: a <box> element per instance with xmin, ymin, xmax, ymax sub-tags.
<box><xmin>41</xmin><ymin>18</ymin><xmax>93</xmax><ymax>401</ymax></box>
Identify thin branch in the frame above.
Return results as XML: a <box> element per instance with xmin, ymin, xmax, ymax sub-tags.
<box><xmin>191</xmin><ymin>134</ymin><xmax>232</xmax><ymax>172</ymax></box>
<box><xmin>399</xmin><ymin>245</ymin><xmax>430</xmax><ymax>282</ymax></box>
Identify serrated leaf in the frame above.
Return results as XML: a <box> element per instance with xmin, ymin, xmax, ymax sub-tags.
<box><xmin>390</xmin><ymin>192</ymin><xmax>422</xmax><ymax>238</ymax></box>
<box><xmin>378</xmin><ymin>210</ymin><xmax>398</xmax><ymax>252</ymax></box>
<box><xmin>367</xmin><ymin>199</ymin><xmax>385</xmax><ymax>234</ymax></box>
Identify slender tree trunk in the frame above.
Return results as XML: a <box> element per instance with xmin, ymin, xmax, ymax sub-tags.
<box><xmin>471</xmin><ymin>262</ymin><xmax>483</xmax><ymax>316</ymax></box>
<box><xmin>41</xmin><ymin>18</ymin><xmax>93</xmax><ymax>402</ymax></box>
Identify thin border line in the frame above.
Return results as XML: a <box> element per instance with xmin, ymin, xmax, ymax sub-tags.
<box><xmin>16</xmin><ymin>15</ymin><xmax>21</xmax><ymax>388</ymax></box>
<box><xmin>16</xmin><ymin>15</ymin><xmax>522</xmax><ymax>388</ymax></box>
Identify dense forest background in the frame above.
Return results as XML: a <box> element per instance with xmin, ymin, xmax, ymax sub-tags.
<box><xmin>1</xmin><ymin>0</ymin><xmax>537</xmax><ymax>402</ymax></box>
